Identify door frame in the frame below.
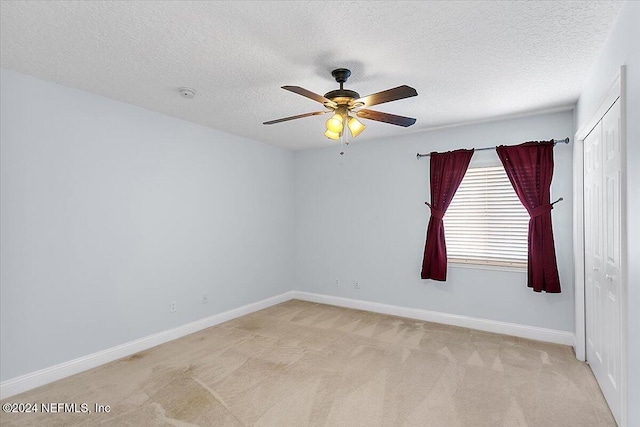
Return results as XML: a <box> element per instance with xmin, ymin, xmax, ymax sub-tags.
<box><xmin>573</xmin><ymin>66</ymin><xmax>627</xmax><ymax>426</ymax></box>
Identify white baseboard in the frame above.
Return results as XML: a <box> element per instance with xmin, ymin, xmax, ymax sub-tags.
<box><xmin>2</xmin><ymin>289</ymin><xmax>575</xmax><ymax>399</ymax></box>
<box><xmin>0</xmin><ymin>291</ymin><xmax>294</xmax><ymax>400</ymax></box>
<box><xmin>291</xmin><ymin>291</ymin><xmax>575</xmax><ymax>346</ymax></box>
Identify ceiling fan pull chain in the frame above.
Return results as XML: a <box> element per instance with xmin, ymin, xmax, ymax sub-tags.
<box><xmin>341</xmin><ymin>124</ymin><xmax>351</xmax><ymax>156</ymax></box>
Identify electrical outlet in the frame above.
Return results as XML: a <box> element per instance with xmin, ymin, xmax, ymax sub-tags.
<box><xmin>169</xmin><ymin>302</ymin><xmax>176</xmax><ymax>312</ymax></box>
<box><xmin>335</xmin><ymin>278</ymin><xmax>340</xmax><ymax>287</ymax></box>
<box><xmin>202</xmin><ymin>293</ymin><xmax>208</xmax><ymax>304</ymax></box>
<box><xmin>354</xmin><ymin>281</ymin><xmax>360</xmax><ymax>289</ymax></box>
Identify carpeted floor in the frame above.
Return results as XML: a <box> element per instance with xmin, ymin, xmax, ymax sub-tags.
<box><xmin>1</xmin><ymin>300</ymin><xmax>616</xmax><ymax>426</ymax></box>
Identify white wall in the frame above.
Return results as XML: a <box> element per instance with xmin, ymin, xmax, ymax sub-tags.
<box><xmin>0</xmin><ymin>69</ymin><xmax>295</xmax><ymax>381</ymax></box>
<box><xmin>295</xmin><ymin>110</ymin><xmax>574</xmax><ymax>332</ymax></box>
<box><xmin>575</xmin><ymin>1</ymin><xmax>639</xmax><ymax>425</ymax></box>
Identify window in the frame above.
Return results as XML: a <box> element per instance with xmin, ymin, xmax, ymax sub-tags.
<box><xmin>443</xmin><ymin>165</ymin><xmax>529</xmax><ymax>268</ymax></box>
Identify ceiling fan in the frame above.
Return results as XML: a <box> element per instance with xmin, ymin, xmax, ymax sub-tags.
<box><xmin>263</xmin><ymin>68</ymin><xmax>418</xmax><ymax>141</ymax></box>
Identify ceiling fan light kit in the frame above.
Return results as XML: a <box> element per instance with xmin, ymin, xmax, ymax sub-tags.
<box><xmin>263</xmin><ymin>68</ymin><xmax>417</xmax><ymax>150</ymax></box>
<box><xmin>324</xmin><ymin>129</ymin><xmax>340</xmax><ymax>140</ymax></box>
<box><xmin>326</xmin><ymin>112</ymin><xmax>344</xmax><ymax>133</ymax></box>
<box><xmin>347</xmin><ymin>116</ymin><xmax>366</xmax><ymax>137</ymax></box>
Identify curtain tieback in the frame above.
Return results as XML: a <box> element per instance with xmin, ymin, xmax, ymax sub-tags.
<box><xmin>529</xmin><ymin>204</ymin><xmax>553</xmax><ymax>218</ymax></box>
<box><xmin>430</xmin><ymin>206</ymin><xmax>445</xmax><ymax>219</ymax></box>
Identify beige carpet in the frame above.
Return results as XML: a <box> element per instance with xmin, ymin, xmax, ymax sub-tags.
<box><xmin>1</xmin><ymin>300</ymin><xmax>615</xmax><ymax>426</ymax></box>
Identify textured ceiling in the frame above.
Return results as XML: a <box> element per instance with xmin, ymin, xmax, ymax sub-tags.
<box><xmin>0</xmin><ymin>1</ymin><xmax>623</xmax><ymax>151</ymax></box>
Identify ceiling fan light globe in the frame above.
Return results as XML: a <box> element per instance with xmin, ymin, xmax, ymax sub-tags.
<box><xmin>324</xmin><ymin>129</ymin><xmax>340</xmax><ymax>140</ymax></box>
<box><xmin>326</xmin><ymin>114</ymin><xmax>344</xmax><ymax>133</ymax></box>
<box><xmin>347</xmin><ymin>116</ymin><xmax>366</xmax><ymax>137</ymax></box>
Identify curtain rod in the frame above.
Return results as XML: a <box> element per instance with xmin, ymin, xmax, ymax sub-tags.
<box><xmin>416</xmin><ymin>138</ymin><xmax>570</xmax><ymax>159</ymax></box>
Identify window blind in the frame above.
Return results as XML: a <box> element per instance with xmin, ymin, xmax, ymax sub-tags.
<box><xmin>443</xmin><ymin>165</ymin><xmax>529</xmax><ymax>267</ymax></box>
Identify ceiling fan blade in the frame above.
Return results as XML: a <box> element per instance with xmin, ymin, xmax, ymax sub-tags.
<box><xmin>356</xmin><ymin>85</ymin><xmax>418</xmax><ymax>108</ymax></box>
<box><xmin>282</xmin><ymin>86</ymin><xmax>337</xmax><ymax>107</ymax></box>
<box><xmin>263</xmin><ymin>110</ymin><xmax>330</xmax><ymax>125</ymax></box>
<box><xmin>356</xmin><ymin>109</ymin><xmax>417</xmax><ymax>127</ymax></box>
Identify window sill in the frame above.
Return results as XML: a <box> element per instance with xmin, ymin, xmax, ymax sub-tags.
<box><xmin>448</xmin><ymin>260</ymin><xmax>527</xmax><ymax>273</ymax></box>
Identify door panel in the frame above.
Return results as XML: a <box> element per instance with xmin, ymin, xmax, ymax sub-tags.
<box><xmin>602</xmin><ymin>99</ymin><xmax>622</xmax><ymax>422</ymax></box>
<box><xmin>585</xmin><ymin>98</ymin><xmax>622</xmax><ymax>425</ymax></box>
<box><xmin>584</xmin><ymin>119</ymin><xmax>604</xmax><ymax>365</ymax></box>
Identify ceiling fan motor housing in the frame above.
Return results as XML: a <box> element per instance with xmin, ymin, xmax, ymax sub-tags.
<box><xmin>325</xmin><ymin>68</ymin><xmax>360</xmax><ymax>103</ymax></box>
<box><xmin>324</xmin><ymin>89</ymin><xmax>360</xmax><ymax>102</ymax></box>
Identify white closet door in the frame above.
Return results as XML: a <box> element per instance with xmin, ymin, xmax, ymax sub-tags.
<box><xmin>584</xmin><ymin>98</ymin><xmax>622</xmax><ymax>425</ymax></box>
<box><xmin>584</xmin><ymin>117</ymin><xmax>605</xmax><ymax>376</ymax></box>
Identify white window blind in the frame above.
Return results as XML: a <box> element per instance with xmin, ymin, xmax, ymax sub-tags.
<box><xmin>443</xmin><ymin>165</ymin><xmax>529</xmax><ymax>268</ymax></box>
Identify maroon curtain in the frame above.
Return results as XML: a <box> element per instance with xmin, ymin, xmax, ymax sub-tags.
<box><xmin>421</xmin><ymin>149</ymin><xmax>474</xmax><ymax>280</ymax></box>
<box><xmin>496</xmin><ymin>141</ymin><xmax>561</xmax><ymax>293</ymax></box>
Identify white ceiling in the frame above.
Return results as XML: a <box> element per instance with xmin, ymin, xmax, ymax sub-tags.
<box><xmin>0</xmin><ymin>1</ymin><xmax>623</xmax><ymax>151</ymax></box>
